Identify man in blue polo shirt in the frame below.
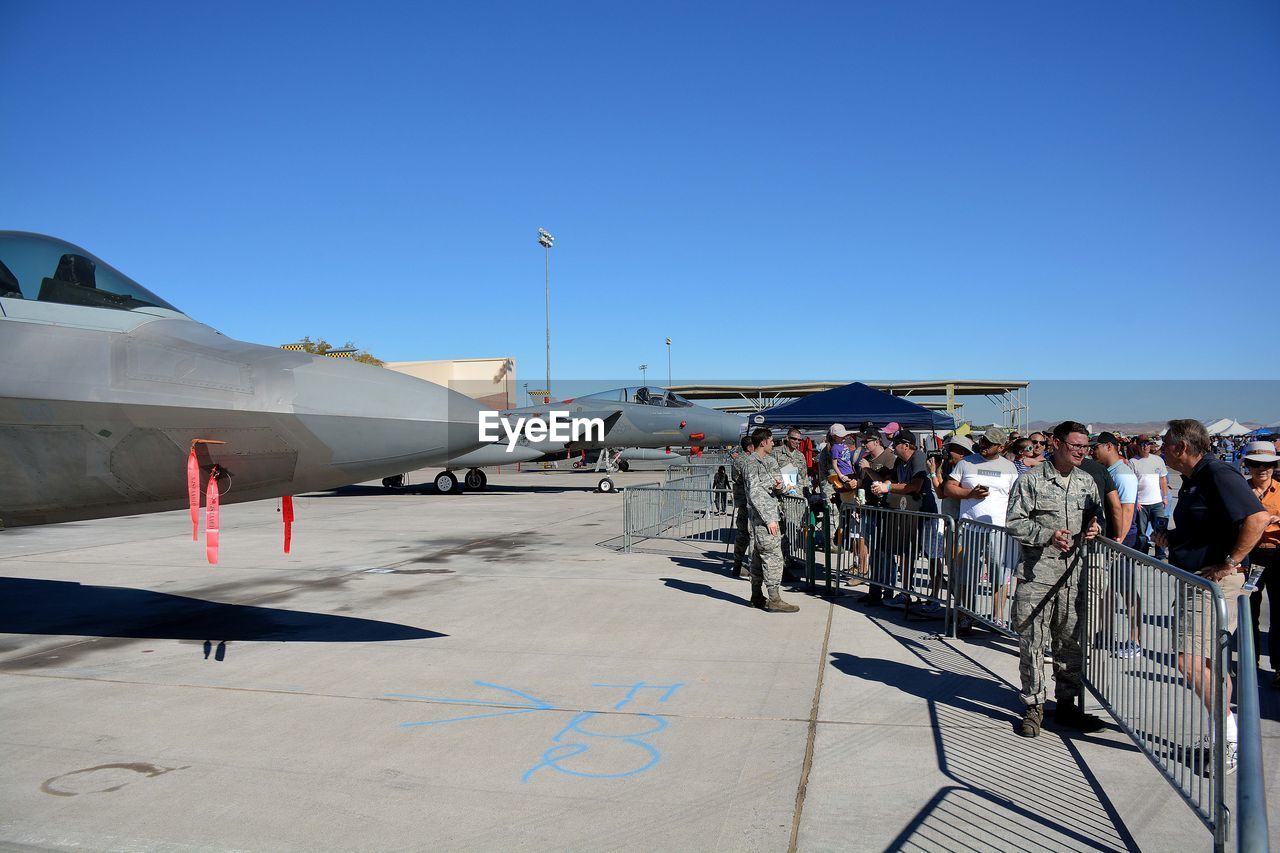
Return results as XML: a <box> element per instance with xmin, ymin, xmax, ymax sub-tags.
<box><xmin>1093</xmin><ymin>433</ymin><xmax>1142</xmax><ymax>658</ymax></box>
<box><xmin>1155</xmin><ymin>419</ymin><xmax>1268</xmax><ymax>775</ymax></box>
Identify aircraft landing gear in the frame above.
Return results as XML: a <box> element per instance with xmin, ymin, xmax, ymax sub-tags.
<box><xmin>597</xmin><ymin>476</ymin><xmax>616</xmax><ymax>494</ymax></box>
<box><xmin>464</xmin><ymin>468</ymin><xmax>487</xmax><ymax>490</ymax></box>
<box><xmin>382</xmin><ymin>474</ymin><xmax>406</xmax><ymax>490</ymax></box>
<box><xmin>617</xmin><ymin>460</ymin><xmax>629</xmax><ymax>472</ymax></box>
<box><xmin>434</xmin><ymin>471</ymin><xmax>460</xmax><ymax>494</ymax></box>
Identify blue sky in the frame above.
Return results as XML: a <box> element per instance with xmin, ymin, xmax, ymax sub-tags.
<box><xmin>3</xmin><ymin>2</ymin><xmax>1277</xmax><ymax>418</ymax></box>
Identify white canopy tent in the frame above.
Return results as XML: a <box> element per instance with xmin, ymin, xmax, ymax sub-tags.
<box><xmin>1203</xmin><ymin>418</ymin><xmax>1253</xmax><ymax>437</ymax></box>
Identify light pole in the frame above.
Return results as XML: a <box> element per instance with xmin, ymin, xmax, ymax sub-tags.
<box><xmin>538</xmin><ymin>228</ymin><xmax>555</xmax><ymax>403</ymax></box>
<box><xmin>665</xmin><ymin>337</ymin><xmax>672</xmax><ymax>387</ymax></box>
<box><xmin>639</xmin><ymin>364</ymin><xmax>648</xmax><ymax>385</ymax></box>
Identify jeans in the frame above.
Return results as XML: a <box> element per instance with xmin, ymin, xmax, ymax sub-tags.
<box><xmin>1142</xmin><ymin>502</ymin><xmax>1168</xmax><ymax>559</ymax></box>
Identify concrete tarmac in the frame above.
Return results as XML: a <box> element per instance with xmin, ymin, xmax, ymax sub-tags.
<box><xmin>1</xmin><ymin>469</ymin><xmax>1275</xmax><ymax>851</ymax></box>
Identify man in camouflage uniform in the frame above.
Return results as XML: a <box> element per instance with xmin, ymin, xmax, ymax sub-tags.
<box><xmin>1005</xmin><ymin>420</ymin><xmax>1105</xmax><ymax>737</ymax></box>
<box><xmin>772</xmin><ymin>426</ymin><xmax>808</xmax><ymax>569</ymax></box>
<box><xmin>746</xmin><ymin>426</ymin><xmax>799</xmax><ymax>612</ymax></box>
<box><xmin>730</xmin><ymin>434</ymin><xmax>755</xmax><ymax>578</ymax></box>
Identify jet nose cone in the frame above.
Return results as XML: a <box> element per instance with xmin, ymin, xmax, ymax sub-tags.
<box><xmin>697</xmin><ymin>410</ymin><xmax>746</xmax><ymax>446</ymax></box>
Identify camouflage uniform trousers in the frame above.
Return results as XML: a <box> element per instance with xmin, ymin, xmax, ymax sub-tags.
<box><xmin>749</xmin><ymin>521</ymin><xmax>785</xmax><ymax>592</ymax></box>
<box><xmin>733</xmin><ymin>502</ymin><xmax>751</xmax><ymax>565</ymax></box>
<box><xmin>1012</xmin><ymin>574</ymin><xmax>1085</xmax><ymax>707</ymax></box>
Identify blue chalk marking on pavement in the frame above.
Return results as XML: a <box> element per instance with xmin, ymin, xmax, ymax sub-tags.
<box><xmin>521</xmin><ymin>711</ymin><xmax>667</xmax><ymax>783</ymax></box>
<box><xmin>400</xmin><ymin>708</ymin><xmax>539</xmax><ymax>728</ymax></box>
<box><xmin>393</xmin><ymin>679</ymin><xmax>681</xmax><ymax>782</ymax></box>
<box><xmin>387</xmin><ymin>681</ymin><xmax>556</xmax><ymax>726</ymax></box>
<box><xmin>590</xmin><ymin>681</ymin><xmax>684</xmax><ymax>710</ymax></box>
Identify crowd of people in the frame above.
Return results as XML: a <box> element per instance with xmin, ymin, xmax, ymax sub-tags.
<box><xmin>723</xmin><ymin>417</ymin><xmax>1280</xmax><ymax>757</ymax></box>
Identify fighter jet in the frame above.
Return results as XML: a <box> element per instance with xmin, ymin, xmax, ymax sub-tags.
<box><xmin>0</xmin><ymin>231</ymin><xmax>488</xmax><ymax>528</ymax></box>
<box><xmin>419</xmin><ymin>385</ymin><xmax>744</xmax><ymax>494</ymax></box>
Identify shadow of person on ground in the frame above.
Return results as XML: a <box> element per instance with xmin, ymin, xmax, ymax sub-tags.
<box><xmin>830</xmin><ymin>650</ymin><xmax>1018</xmax><ymax>726</ymax></box>
<box><xmin>660</xmin><ymin>577</ymin><xmax>753</xmax><ymax>608</ymax></box>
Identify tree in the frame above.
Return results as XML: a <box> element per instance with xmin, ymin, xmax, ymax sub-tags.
<box><xmin>295</xmin><ymin>336</ymin><xmax>384</xmax><ymax>367</ymax></box>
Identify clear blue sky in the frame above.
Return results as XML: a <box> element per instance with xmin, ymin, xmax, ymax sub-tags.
<box><xmin>3</xmin><ymin>3</ymin><xmax>1277</xmax><ymax>416</ymax></box>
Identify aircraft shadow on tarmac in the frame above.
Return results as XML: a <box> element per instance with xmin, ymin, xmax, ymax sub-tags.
<box><xmin>0</xmin><ymin>577</ymin><xmax>444</xmax><ymax>644</ymax></box>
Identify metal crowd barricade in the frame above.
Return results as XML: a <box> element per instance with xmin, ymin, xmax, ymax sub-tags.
<box><xmin>622</xmin><ymin>482</ymin><xmax>734</xmax><ymax>552</ymax></box>
<box><xmin>1235</xmin><ymin>567</ymin><xmax>1270</xmax><ymax>853</ymax></box>
<box><xmin>834</xmin><ymin>504</ymin><xmax>954</xmax><ymax>622</ymax></box>
<box><xmin>952</xmin><ymin>518</ymin><xmax>1022</xmax><ymax>637</ymax></box>
<box><xmin>1079</xmin><ymin>537</ymin><xmax>1234</xmax><ymax>850</ymax></box>
<box><xmin>664</xmin><ymin>465</ymin><xmax>714</xmax><ymax>492</ymax></box>
<box><xmin>779</xmin><ymin>495</ymin><xmax>810</xmax><ymax>570</ymax></box>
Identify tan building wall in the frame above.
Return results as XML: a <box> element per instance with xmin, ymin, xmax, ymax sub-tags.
<box><xmin>385</xmin><ymin>357</ymin><xmax>516</xmax><ymax>411</ymax></box>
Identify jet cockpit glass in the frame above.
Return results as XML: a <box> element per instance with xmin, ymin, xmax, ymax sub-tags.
<box><xmin>0</xmin><ymin>232</ymin><xmax>182</xmax><ymax>313</ymax></box>
<box><xmin>577</xmin><ymin>387</ymin><xmax>694</xmax><ymax>408</ymax></box>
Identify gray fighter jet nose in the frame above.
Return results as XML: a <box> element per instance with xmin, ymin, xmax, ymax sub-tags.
<box><xmin>684</xmin><ymin>409</ymin><xmax>746</xmax><ymax>447</ymax></box>
<box><xmin>710</xmin><ymin>410</ymin><xmax>747</xmax><ymax>445</ymax></box>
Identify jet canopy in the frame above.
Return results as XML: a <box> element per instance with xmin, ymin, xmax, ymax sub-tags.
<box><xmin>578</xmin><ymin>386</ymin><xmax>695</xmax><ymax>408</ymax></box>
<box><xmin>0</xmin><ymin>231</ymin><xmax>181</xmax><ymax>314</ymax></box>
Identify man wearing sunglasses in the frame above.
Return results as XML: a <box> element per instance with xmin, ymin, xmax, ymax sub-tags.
<box><xmin>1156</xmin><ymin>420</ymin><xmax>1268</xmax><ymax>770</ymax></box>
<box><xmin>1005</xmin><ymin>420</ymin><xmax>1104</xmax><ymax>738</ymax></box>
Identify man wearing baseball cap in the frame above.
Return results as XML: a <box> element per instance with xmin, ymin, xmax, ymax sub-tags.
<box><xmin>945</xmin><ymin>426</ymin><xmax>1020</xmax><ymax>629</ymax></box>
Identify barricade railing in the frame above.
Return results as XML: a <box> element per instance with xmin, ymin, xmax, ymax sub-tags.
<box><xmin>664</xmin><ymin>465</ymin><xmax>714</xmax><ymax>490</ymax></box>
<box><xmin>952</xmin><ymin>518</ymin><xmax>1022</xmax><ymax>637</ymax></box>
<box><xmin>1078</xmin><ymin>537</ymin><xmax>1235</xmax><ymax>850</ymax></box>
<box><xmin>780</xmin><ymin>495</ymin><xmax>810</xmax><ymax>569</ymax></box>
<box><xmin>622</xmin><ymin>482</ymin><xmax>734</xmax><ymax>552</ymax></box>
<box><xmin>834</xmin><ymin>504</ymin><xmax>954</xmax><ymax>623</ymax></box>
<box><xmin>1235</xmin><ymin>567</ymin><xmax>1270</xmax><ymax>853</ymax></box>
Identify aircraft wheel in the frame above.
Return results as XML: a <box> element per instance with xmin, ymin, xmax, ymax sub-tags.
<box><xmin>465</xmin><ymin>468</ymin><xmax>487</xmax><ymax>490</ymax></box>
<box><xmin>617</xmin><ymin>460</ymin><xmax>629</xmax><ymax>472</ymax></box>
<box><xmin>597</xmin><ymin>477</ymin><xmax>616</xmax><ymax>494</ymax></box>
<box><xmin>382</xmin><ymin>474</ymin><xmax>406</xmax><ymax>490</ymax></box>
<box><xmin>435</xmin><ymin>471</ymin><xmax>460</xmax><ymax>494</ymax></box>
<box><xmin>572</xmin><ymin>460</ymin><xmax>583</xmax><ymax>469</ymax></box>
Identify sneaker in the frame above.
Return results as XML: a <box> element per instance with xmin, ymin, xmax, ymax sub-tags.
<box><xmin>1225</xmin><ymin>740</ymin><xmax>1238</xmax><ymax>776</ymax></box>
<box><xmin>919</xmin><ymin>600</ymin><xmax>945</xmax><ymax>619</ymax></box>
<box><xmin>1111</xmin><ymin>641</ymin><xmax>1142</xmax><ymax>660</ymax></box>
<box><xmin>884</xmin><ymin>593</ymin><xmax>910</xmax><ymax>610</ymax></box>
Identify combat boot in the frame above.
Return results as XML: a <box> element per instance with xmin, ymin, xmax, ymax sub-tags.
<box><xmin>1053</xmin><ymin>703</ymin><xmax>1105</xmax><ymax>733</ymax></box>
<box><xmin>765</xmin><ymin>589</ymin><xmax>799</xmax><ymax>613</ymax></box>
<box><xmin>730</xmin><ymin>558</ymin><xmax>742</xmax><ymax>579</ymax></box>
<box><xmin>749</xmin><ymin>577</ymin><xmax>766</xmax><ymax>609</ymax></box>
<box><xmin>1018</xmin><ymin>704</ymin><xmax>1043</xmax><ymax>738</ymax></box>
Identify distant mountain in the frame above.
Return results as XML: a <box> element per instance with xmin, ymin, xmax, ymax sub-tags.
<box><xmin>1027</xmin><ymin>420</ymin><xmax>1267</xmax><ymax>436</ymax></box>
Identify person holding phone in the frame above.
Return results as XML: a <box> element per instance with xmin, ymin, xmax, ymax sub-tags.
<box><xmin>946</xmin><ymin>427</ymin><xmax>1020</xmax><ymax>627</ymax></box>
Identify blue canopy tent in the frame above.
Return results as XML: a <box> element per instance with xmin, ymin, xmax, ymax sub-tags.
<box><xmin>751</xmin><ymin>382</ymin><xmax>955</xmax><ymax>432</ymax></box>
